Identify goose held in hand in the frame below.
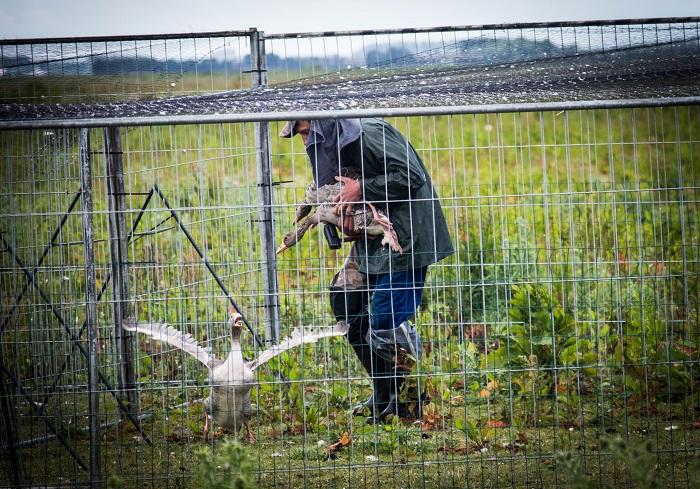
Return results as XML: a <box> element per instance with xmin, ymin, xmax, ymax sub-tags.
<box><xmin>277</xmin><ymin>181</ymin><xmax>403</xmax><ymax>254</ymax></box>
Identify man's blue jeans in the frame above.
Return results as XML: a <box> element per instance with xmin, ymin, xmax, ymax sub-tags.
<box><xmin>367</xmin><ymin>266</ymin><xmax>428</xmax><ymax>330</ymax></box>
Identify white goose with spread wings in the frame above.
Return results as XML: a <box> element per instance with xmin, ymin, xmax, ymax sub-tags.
<box><xmin>123</xmin><ymin>308</ymin><xmax>347</xmax><ymax>442</ymax></box>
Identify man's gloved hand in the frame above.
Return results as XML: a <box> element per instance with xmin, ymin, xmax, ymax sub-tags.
<box><xmin>334</xmin><ymin>176</ymin><xmax>362</xmax><ymax>215</ymax></box>
<box><xmin>334</xmin><ymin>175</ymin><xmax>363</xmax><ymax>241</ymax></box>
<box><xmin>333</xmin><ymin>175</ymin><xmax>380</xmax><ymax>242</ymax></box>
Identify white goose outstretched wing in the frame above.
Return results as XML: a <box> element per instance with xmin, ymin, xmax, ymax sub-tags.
<box><xmin>123</xmin><ymin>318</ymin><xmax>217</xmax><ymax>368</ymax></box>
<box><xmin>248</xmin><ymin>321</ymin><xmax>347</xmax><ymax>371</ymax></box>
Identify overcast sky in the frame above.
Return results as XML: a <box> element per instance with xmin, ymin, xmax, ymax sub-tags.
<box><xmin>0</xmin><ymin>0</ymin><xmax>698</xmax><ymax>39</ymax></box>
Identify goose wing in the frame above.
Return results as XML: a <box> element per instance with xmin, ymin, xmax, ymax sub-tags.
<box><xmin>248</xmin><ymin>321</ymin><xmax>347</xmax><ymax>371</ymax></box>
<box><xmin>123</xmin><ymin>318</ymin><xmax>217</xmax><ymax>369</ymax></box>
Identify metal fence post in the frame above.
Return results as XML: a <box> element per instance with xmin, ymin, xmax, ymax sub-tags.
<box><xmin>79</xmin><ymin>128</ymin><xmax>102</xmax><ymax>488</ymax></box>
<box><xmin>103</xmin><ymin>127</ymin><xmax>137</xmax><ymax>414</ymax></box>
<box><xmin>250</xmin><ymin>29</ymin><xmax>281</xmax><ymax>343</ymax></box>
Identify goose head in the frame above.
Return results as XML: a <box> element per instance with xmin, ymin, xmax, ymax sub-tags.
<box><xmin>276</xmin><ymin>228</ymin><xmax>300</xmax><ymax>254</ymax></box>
<box><xmin>227</xmin><ymin>307</ymin><xmax>243</xmax><ymax>342</ymax></box>
<box><xmin>276</xmin><ymin>219</ymin><xmax>315</xmax><ymax>254</ymax></box>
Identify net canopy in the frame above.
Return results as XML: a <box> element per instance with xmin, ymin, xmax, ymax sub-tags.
<box><xmin>1</xmin><ymin>18</ymin><xmax>699</xmax><ymax>125</ymax></box>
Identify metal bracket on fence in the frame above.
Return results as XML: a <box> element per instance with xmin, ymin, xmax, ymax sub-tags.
<box><xmin>130</xmin><ymin>214</ymin><xmax>174</xmax><ymax>242</ymax></box>
<box><xmin>258</xmin><ymin>180</ymin><xmax>294</xmax><ymax>187</ymax></box>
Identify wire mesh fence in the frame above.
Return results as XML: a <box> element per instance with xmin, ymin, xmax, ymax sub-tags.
<box><xmin>0</xmin><ymin>31</ymin><xmax>254</xmax><ymax>103</ymax></box>
<box><xmin>1</xmin><ymin>19</ymin><xmax>700</xmax><ymax>122</ymax></box>
<box><xmin>1</xmin><ymin>18</ymin><xmax>699</xmax><ymax>489</ymax></box>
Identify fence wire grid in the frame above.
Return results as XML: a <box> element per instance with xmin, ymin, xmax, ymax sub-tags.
<box><xmin>1</xmin><ymin>17</ymin><xmax>699</xmax><ymax>489</ymax></box>
<box><xmin>1</xmin><ymin>19</ymin><xmax>700</xmax><ymax>122</ymax></box>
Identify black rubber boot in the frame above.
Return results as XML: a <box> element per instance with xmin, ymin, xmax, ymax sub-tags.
<box><xmin>348</xmin><ymin>345</ymin><xmax>376</xmax><ymax>415</ymax></box>
<box><xmin>366</xmin><ymin>322</ymin><xmax>428</xmax><ymax>421</ymax></box>
<box><xmin>329</xmin><ymin>284</ymin><xmax>387</xmax><ymax>418</ymax></box>
<box><xmin>347</xmin><ymin>314</ymin><xmax>392</xmax><ymax>418</ymax></box>
<box><xmin>378</xmin><ymin>367</ymin><xmax>432</xmax><ymax>420</ymax></box>
<box><xmin>379</xmin><ymin>371</ymin><xmax>404</xmax><ymax>418</ymax></box>
<box><xmin>352</xmin><ymin>334</ymin><xmax>422</xmax><ymax>423</ymax></box>
<box><xmin>364</xmin><ymin>360</ymin><xmax>394</xmax><ymax>424</ymax></box>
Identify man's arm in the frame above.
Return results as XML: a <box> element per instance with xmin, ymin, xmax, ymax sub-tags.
<box><xmin>358</xmin><ymin>127</ymin><xmax>426</xmax><ymax>204</ymax></box>
<box><xmin>361</xmin><ymin>160</ymin><xmax>426</xmax><ymax>203</ymax></box>
<box><xmin>336</xmin><ymin>129</ymin><xmax>426</xmax><ymax>209</ymax></box>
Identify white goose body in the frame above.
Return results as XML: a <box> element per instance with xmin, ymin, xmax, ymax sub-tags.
<box><xmin>123</xmin><ymin>309</ymin><xmax>347</xmax><ymax>441</ymax></box>
<box><xmin>205</xmin><ymin>341</ymin><xmax>255</xmax><ymax>434</ymax></box>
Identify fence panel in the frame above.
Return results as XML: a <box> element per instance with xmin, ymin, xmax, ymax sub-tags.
<box><xmin>1</xmin><ymin>19</ymin><xmax>699</xmax><ymax>489</ymax></box>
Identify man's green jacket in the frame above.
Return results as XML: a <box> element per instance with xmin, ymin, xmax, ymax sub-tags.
<box><xmin>342</xmin><ymin>118</ymin><xmax>454</xmax><ymax>275</ymax></box>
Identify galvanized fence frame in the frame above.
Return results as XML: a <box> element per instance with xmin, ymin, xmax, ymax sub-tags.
<box><xmin>0</xmin><ymin>18</ymin><xmax>699</xmax><ymax>489</ymax></box>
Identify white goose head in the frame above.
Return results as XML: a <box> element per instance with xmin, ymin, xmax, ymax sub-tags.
<box><xmin>227</xmin><ymin>307</ymin><xmax>243</xmax><ymax>343</ymax></box>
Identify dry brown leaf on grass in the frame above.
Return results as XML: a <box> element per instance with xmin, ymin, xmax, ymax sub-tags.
<box><xmin>420</xmin><ymin>403</ymin><xmax>444</xmax><ymax>432</ymax></box>
<box><xmin>327</xmin><ymin>432</ymin><xmax>351</xmax><ymax>454</ymax></box>
<box><xmin>269</xmin><ymin>424</ymin><xmax>306</xmax><ymax>437</ymax></box>
<box><xmin>422</xmin><ymin>414</ymin><xmax>442</xmax><ymax>432</ymax></box>
<box><xmin>486</xmin><ymin>420</ymin><xmax>508</xmax><ymax>428</ymax></box>
<box><xmin>479</xmin><ymin>380</ymin><xmax>500</xmax><ymax>398</ymax></box>
<box><xmin>165</xmin><ymin>432</ymin><xmax>183</xmax><ymax>442</ymax></box>
<box><xmin>517</xmin><ymin>431</ymin><xmax>528</xmax><ymax>445</ymax></box>
<box><xmin>439</xmin><ymin>443</ymin><xmax>475</xmax><ymax>455</ymax></box>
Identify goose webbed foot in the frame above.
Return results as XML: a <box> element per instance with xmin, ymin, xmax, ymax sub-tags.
<box><xmin>367</xmin><ymin>203</ymin><xmax>403</xmax><ymax>253</ymax></box>
<box><xmin>203</xmin><ymin>415</ymin><xmax>210</xmax><ymax>442</ymax></box>
<box><xmin>245</xmin><ymin>422</ymin><xmax>255</xmax><ymax>444</ymax></box>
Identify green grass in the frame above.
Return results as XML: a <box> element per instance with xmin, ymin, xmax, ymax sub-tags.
<box><xmin>1</xmin><ymin>95</ymin><xmax>699</xmax><ymax>487</ymax></box>
<box><xmin>9</xmin><ymin>403</ymin><xmax>700</xmax><ymax>488</ymax></box>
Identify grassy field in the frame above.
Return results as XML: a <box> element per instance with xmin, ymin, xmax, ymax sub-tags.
<box><xmin>11</xmin><ymin>410</ymin><xmax>700</xmax><ymax>488</ymax></box>
<box><xmin>1</xmin><ymin>78</ymin><xmax>699</xmax><ymax>488</ymax></box>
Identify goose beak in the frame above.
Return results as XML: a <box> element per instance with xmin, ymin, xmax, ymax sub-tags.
<box><xmin>229</xmin><ymin>311</ymin><xmax>243</xmax><ymax>329</ymax></box>
<box><xmin>276</xmin><ymin>243</ymin><xmax>287</xmax><ymax>254</ymax></box>
<box><xmin>228</xmin><ymin>307</ymin><xmax>242</xmax><ymax>324</ymax></box>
